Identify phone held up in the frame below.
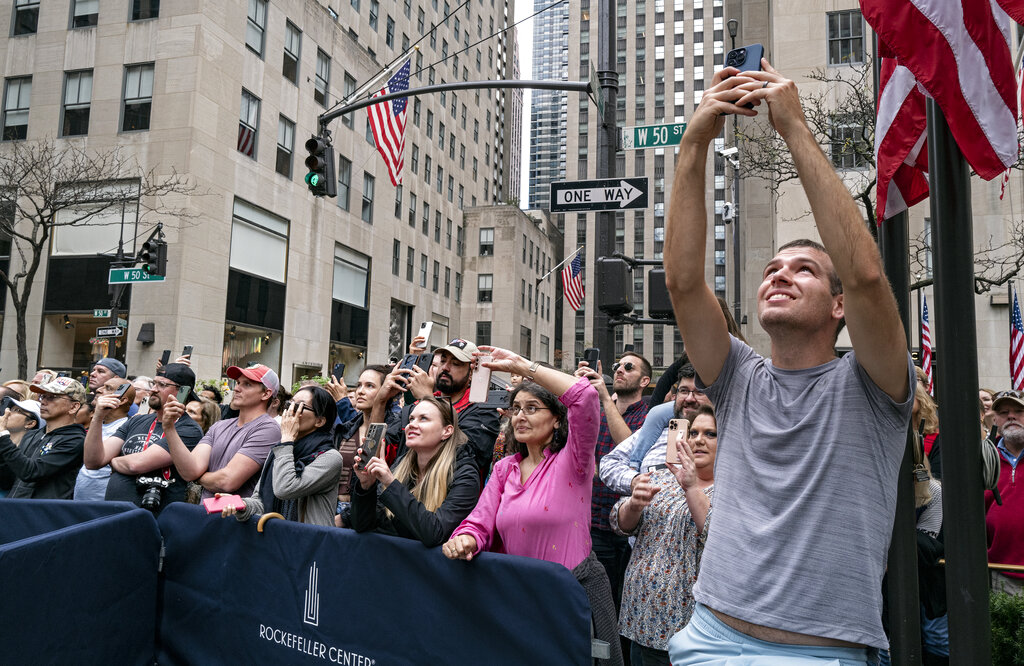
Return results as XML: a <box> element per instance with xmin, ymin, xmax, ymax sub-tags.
<box><xmin>469</xmin><ymin>355</ymin><xmax>492</xmax><ymax>403</ymax></box>
<box><xmin>356</xmin><ymin>423</ymin><xmax>387</xmax><ymax>471</ymax></box>
<box><xmin>583</xmin><ymin>348</ymin><xmax>600</xmax><ymax>371</ymax></box>
<box><xmin>175</xmin><ymin>385</ymin><xmax>192</xmax><ymax>405</ymax></box>
<box><xmin>332</xmin><ymin>362</ymin><xmax>346</xmax><ymax>382</ymax></box>
<box><xmin>182</xmin><ymin>345</ymin><xmax>193</xmax><ymax>358</ymax></box>
<box><xmin>666</xmin><ymin>418</ymin><xmax>687</xmax><ymax>465</ymax></box>
<box><xmin>160</xmin><ymin>349</ymin><xmax>171</xmax><ymax>366</ymax></box>
<box><xmin>417</xmin><ymin>321</ymin><xmax>433</xmax><ymax>346</ymax></box>
<box><xmin>113</xmin><ymin>382</ymin><xmax>132</xmax><ymax>398</ymax></box>
<box><xmin>724</xmin><ymin>44</ymin><xmax>764</xmax><ymax>73</ymax></box>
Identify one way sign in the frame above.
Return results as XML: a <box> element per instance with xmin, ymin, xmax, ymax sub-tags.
<box><xmin>549</xmin><ymin>178</ymin><xmax>649</xmax><ymax>213</ymax></box>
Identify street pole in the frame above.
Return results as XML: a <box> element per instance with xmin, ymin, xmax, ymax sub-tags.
<box><xmin>592</xmin><ymin>0</ymin><xmax>618</xmax><ymax>370</ymax></box>
<box><xmin>927</xmin><ymin>98</ymin><xmax>991</xmax><ymax>665</ymax></box>
<box><xmin>727</xmin><ymin>18</ymin><xmax>741</xmax><ymax>325</ymax></box>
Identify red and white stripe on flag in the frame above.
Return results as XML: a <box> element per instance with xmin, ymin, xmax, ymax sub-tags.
<box><xmin>368</xmin><ymin>60</ymin><xmax>411</xmax><ymax>187</ymax></box>
<box><xmin>875</xmin><ymin>56</ymin><xmax>929</xmax><ymax>222</ymax></box>
<box><xmin>861</xmin><ymin>0</ymin><xmax>1022</xmax><ymax>181</ymax></box>
<box><xmin>921</xmin><ymin>294</ymin><xmax>934</xmax><ymax>395</ymax></box>
<box><xmin>561</xmin><ymin>253</ymin><xmax>585</xmax><ymax>312</ymax></box>
<box><xmin>1010</xmin><ymin>286</ymin><xmax>1024</xmax><ymax>391</ymax></box>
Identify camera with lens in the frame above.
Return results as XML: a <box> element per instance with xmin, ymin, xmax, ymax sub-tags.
<box><xmin>725</xmin><ymin>48</ymin><xmax>746</xmax><ymax>68</ymax></box>
<box><xmin>137</xmin><ymin>475</ymin><xmax>175</xmax><ymax>512</ymax></box>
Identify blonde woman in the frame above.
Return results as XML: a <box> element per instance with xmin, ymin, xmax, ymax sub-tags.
<box><xmin>350</xmin><ymin>396</ymin><xmax>480</xmax><ymax>547</ymax></box>
<box><xmin>912</xmin><ymin>376</ymin><xmax>942</xmax><ymax>480</ymax></box>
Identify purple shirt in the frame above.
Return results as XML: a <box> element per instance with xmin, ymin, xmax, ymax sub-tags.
<box><xmin>199</xmin><ymin>413</ymin><xmax>280</xmax><ymax>500</ymax></box>
<box><xmin>451</xmin><ymin>377</ymin><xmax>600</xmax><ymax>570</ymax></box>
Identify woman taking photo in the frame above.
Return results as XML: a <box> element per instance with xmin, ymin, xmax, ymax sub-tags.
<box><xmin>610</xmin><ymin>405</ymin><xmax>717</xmax><ymax>666</ymax></box>
<box><xmin>350</xmin><ymin>396</ymin><xmax>480</xmax><ymax>547</ymax></box>
<box><xmin>443</xmin><ymin>346</ymin><xmax>621</xmax><ymax>666</ymax></box>
<box><xmin>221</xmin><ymin>385</ymin><xmax>341</xmax><ymax>526</ymax></box>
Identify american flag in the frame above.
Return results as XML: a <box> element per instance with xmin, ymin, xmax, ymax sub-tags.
<box><xmin>368</xmin><ymin>60</ymin><xmax>411</xmax><ymax>186</ymax></box>
<box><xmin>921</xmin><ymin>294</ymin><xmax>934</xmax><ymax>395</ymax></box>
<box><xmin>237</xmin><ymin>125</ymin><xmax>255</xmax><ymax>158</ymax></box>
<box><xmin>1011</xmin><ymin>286</ymin><xmax>1024</xmax><ymax>391</ymax></box>
<box><xmin>561</xmin><ymin>252</ymin><xmax>584</xmax><ymax>312</ymax></box>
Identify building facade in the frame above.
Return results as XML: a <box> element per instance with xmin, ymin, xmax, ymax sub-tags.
<box><xmin>0</xmin><ymin>0</ymin><xmax>527</xmax><ymax>387</ymax></box>
<box><xmin>526</xmin><ymin>0</ymin><xmax>568</xmax><ymax>210</ymax></box>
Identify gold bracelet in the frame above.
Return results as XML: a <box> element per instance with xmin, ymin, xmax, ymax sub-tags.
<box><xmin>528</xmin><ymin>360</ymin><xmax>540</xmax><ymax>375</ymax></box>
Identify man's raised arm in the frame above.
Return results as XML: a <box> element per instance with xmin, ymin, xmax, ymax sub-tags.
<box><xmin>664</xmin><ymin>68</ymin><xmax>755</xmax><ymax>386</ymax></box>
<box><xmin>739</xmin><ymin>61</ymin><xmax>909</xmax><ymax>401</ymax></box>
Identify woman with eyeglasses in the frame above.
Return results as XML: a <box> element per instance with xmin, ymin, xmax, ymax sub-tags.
<box><xmin>220</xmin><ymin>385</ymin><xmax>342</xmax><ymax>526</ymax></box>
<box><xmin>350</xmin><ymin>396</ymin><xmax>480</xmax><ymax>547</ymax></box>
<box><xmin>443</xmin><ymin>346</ymin><xmax>622</xmax><ymax>665</ymax></box>
<box><xmin>610</xmin><ymin>405</ymin><xmax>717</xmax><ymax>666</ymax></box>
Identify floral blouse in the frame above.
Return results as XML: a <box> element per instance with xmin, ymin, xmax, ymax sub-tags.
<box><xmin>610</xmin><ymin>468</ymin><xmax>714</xmax><ymax>650</ymax></box>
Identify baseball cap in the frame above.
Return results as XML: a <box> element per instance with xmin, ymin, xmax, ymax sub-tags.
<box><xmin>94</xmin><ymin>357</ymin><xmax>127</xmax><ymax>378</ymax></box>
<box><xmin>9</xmin><ymin>397</ymin><xmax>44</xmax><ymax>427</ymax></box>
<box><xmin>438</xmin><ymin>338</ymin><xmax>478</xmax><ymax>363</ymax></box>
<box><xmin>160</xmin><ymin>363</ymin><xmax>199</xmax><ymax>403</ymax></box>
<box><xmin>227</xmin><ymin>364</ymin><xmax>280</xmax><ymax>394</ymax></box>
<box><xmin>30</xmin><ymin>375</ymin><xmax>88</xmax><ymax>403</ymax></box>
<box><xmin>992</xmin><ymin>390</ymin><xmax>1024</xmax><ymax>412</ymax></box>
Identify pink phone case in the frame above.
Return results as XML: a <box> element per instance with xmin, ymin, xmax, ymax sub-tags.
<box><xmin>203</xmin><ymin>494</ymin><xmax>246</xmax><ymax>514</ymax></box>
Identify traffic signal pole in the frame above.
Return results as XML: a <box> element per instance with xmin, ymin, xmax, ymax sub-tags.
<box><xmin>592</xmin><ymin>0</ymin><xmax>618</xmax><ymax>371</ymax></box>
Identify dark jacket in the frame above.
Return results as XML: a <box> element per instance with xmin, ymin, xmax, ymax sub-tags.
<box><xmin>387</xmin><ymin>400</ymin><xmax>501</xmax><ymax>474</ymax></box>
<box><xmin>0</xmin><ymin>423</ymin><xmax>86</xmax><ymax>499</ymax></box>
<box><xmin>351</xmin><ymin>445</ymin><xmax>481</xmax><ymax>547</ymax></box>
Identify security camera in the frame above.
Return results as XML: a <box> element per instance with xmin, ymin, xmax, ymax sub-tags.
<box><xmin>717</xmin><ymin>146</ymin><xmax>739</xmax><ymax>158</ymax></box>
<box><xmin>723</xmin><ymin>202</ymin><xmax>735</xmax><ymax>222</ymax></box>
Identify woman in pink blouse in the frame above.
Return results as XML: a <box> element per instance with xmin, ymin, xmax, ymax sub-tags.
<box><xmin>443</xmin><ymin>346</ymin><xmax>622</xmax><ymax>665</ymax></box>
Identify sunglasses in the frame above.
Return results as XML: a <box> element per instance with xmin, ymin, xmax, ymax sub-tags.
<box><xmin>994</xmin><ymin>390</ymin><xmax>1024</xmax><ymax>401</ymax></box>
<box><xmin>612</xmin><ymin>362</ymin><xmax>636</xmax><ymax>373</ymax></box>
<box><xmin>283</xmin><ymin>401</ymin><xmax>310</xmax><ymax>414</ymax></box>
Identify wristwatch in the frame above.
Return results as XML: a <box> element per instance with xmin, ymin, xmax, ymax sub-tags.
<box><xmin>528</xmin><ymin>360</ymin><xmax>540</xmax><ymax>375</ymax></box>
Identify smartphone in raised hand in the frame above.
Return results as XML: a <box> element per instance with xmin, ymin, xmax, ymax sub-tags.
<box><xmin>175</xmin><ymin>385</ymin><xmax>191</xmax><ymax>405</ymax></box>
<box><xmin>417</xmin><ymin>321</ymin><xmax>433</xmax><ymax>346</ymax></box>
<box><xmin>583</xmin><ymin>348</ymin><xmax>600</xmax><ymax>370</ymax></box>
<box><xmin>332</xmin><ymin>362</ymin><xmax>345</xmax><ymax>382</ymax></box>
<box><xmin>182</xmin><ymin>345</ymin><xmax>193</xmax><ymax>358</ymax></box>
<box><xmin>666</xmin><ymin>419</ymin><xmax>687</xmax><ymax>465</ymax></box>
<box><xmin>356</xmin><ymin>423</ymin><xmax>387</xmax><ymax>471</ymax></box>
<box><xmin>725</xmin><ymin>44</ymin><xmax>764</xmax><ymax>72</ymax></box>
<box><xmin>469</xmin><ymin>355</ymin><xmax>492</xmax><ymax>403</ymax></box>
<box><xmin>160</xmin><ymin>349</ymin><xmax>171</xmax><ymax>366</ymax></box>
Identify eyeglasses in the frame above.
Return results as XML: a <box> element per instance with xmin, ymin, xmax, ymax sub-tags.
<box><xmin>283</xmin><ymin>401</ymin><xmax>310</xmax><ymax>414</ymax></box>
<box><xmin>510</xmin><ymin>404</ymin><xmax>551</xmax><ymax>416</ymax></box>
<box><xmin>612</xmin><ymin>362</ymin><xmax>635</xmax><ymax>373</ymax></box>
<box><xmin>152</xmin><ymin>379</ymin><xmax>179</xmax><ymax>390</ymax></box>
<box><xmin>37</xmin><ymin>393</ymin><xmax>69</xmax><ymax>403</ymax></box>
<box><xmin>677</xmin><ymin>388</ymin><xmax>705</xmax><ymax>397</ymax></box>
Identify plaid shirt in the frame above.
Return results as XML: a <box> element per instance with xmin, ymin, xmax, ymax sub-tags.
<box><xmin>591</xmin><ymin>399</ymin><xmax>649</xmax><ymax>531</ymax></box>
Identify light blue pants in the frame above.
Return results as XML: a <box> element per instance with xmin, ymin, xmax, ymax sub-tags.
<box><xmin>668</xmin><ymin>605</ymin><xmax>875</xmax><ymax>666</ymax></box>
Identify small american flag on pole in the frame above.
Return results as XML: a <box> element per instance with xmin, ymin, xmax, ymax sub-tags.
<box><xmin>1011</xmin><ymin>286</ymin><xmax>1024</xmax><ymax>391</ymax></box>
<box><xmin>561</xmin><ymin>252</ymin><xmax>585</xmax><ymax>312</ymax></box>
<box><xmin>921</xmin><ymin>294</ymin><xmax>934</xmax><ymax>395</ymax></box>
<box><xmin>368</xmin><ymin>60</ymin><xmax>411</xmax><ymax>186</ymax></box>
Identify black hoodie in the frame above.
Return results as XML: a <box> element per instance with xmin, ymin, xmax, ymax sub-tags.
<box><xmin>0</xmin><ymin>423</ymin><xmax>86</xmax><ymax>499</ymax></box>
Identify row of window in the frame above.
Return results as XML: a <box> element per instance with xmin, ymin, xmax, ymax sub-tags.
<box><xmin>1</xmin><ymin>65</ymin><xmax>152</xmax><ymax>140</ymax></box>
<box><xmin>389</xmin><ymin>239</ymin><xmax>463</xmax><ymax>300</ymax></box>
<box><xmin>11</xmin><ymin>0</ymin><xmax>158</xmax><ymax>36</ymax></box>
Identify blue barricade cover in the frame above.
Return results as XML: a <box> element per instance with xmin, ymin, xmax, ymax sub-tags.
<box><xmin>157</xmin><ymin>504</ymin><xmax>592</xmax><ymax>665</ymax></box>
<box><xmin>0</xmin><ymin>498</ymin><xmax>139</xmax><ymax>546</ymax></box>
<box><xmin>0</xmin><ymin>505</ymin><xmax>161</xmax><ymax>664</ymax></box>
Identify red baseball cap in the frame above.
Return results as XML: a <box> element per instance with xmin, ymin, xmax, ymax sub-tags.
<box><xmin>226</xmin><ymin>365</ymin><xmax>280</xmax><ymax>394</ymax></box>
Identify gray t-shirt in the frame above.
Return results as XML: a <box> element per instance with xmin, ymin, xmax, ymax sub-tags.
<box><xmin>693</xmin><ymin>335</ymin><xmax>914</xmax><ymax>648</ymax></box>
<box><xmin>199</xmin><ymin>414</ymin><xmax>280</xmax><ymax>501</ymax></box>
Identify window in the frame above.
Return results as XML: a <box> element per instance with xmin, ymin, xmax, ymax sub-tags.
<box><xmin>455</xmin><ymin>272</ymin><xmax>462</xmax><ymax>302</ymax></box>
<box><xmin>334</xmin><ymin>245</ymin><xmax>370</xmax><ymax>308</ymax></box>
<box><xmin>479</xmin><ymin>228</ymin><xmax>494</xmax><ymax>256</ymax></box>
<box><xmin>426</xmin><ymin>110</ymin><xmax>433</xmax><ymax>138</ymax></box>
<box><xmin>432</xmin><ymin>260</ymin><xmax>439</xmax><ymax>292</ymax></box>
<box><xmin>131</xmin><ymin>0</ymin><xmax>159</xmax><ymax>20</ymax></box>
<box><xmin>369</xmin><ymin>0</ymin><xmax>379</xmax><ymax>30</ymax></box>
<box><xmin>520</xmin><ymin>326</ymin><xmax>532</xmax><ymax>358</ymax></box>
<box><xmin>406</xmin><ymin>247</ymin><xmax>414</xmax><ymax>281</ymax></box>
<box><xmin>361</xmin><ymin>172</ymin><xmax>375</xmax><ymax>223</ymax></box>
<box><xmin>246</xmin><ymin>0</ymin><xmax>268</xmax><ymax>55</ymax></box>
<box><xmin>392</xmin><ymin>240</ymin><xmax>401</xmax><ymax>276</ymax></box>
<box><xmin>456</xmin><ymin>225</ymin><xmax>464</xmax><ymax>256</ymax></box>
<box><xmin>434</xmin><ymin>212</ymin><xmax>441</xmax><ymax>242</ymax></box>
<box><xmin>60</xmin><ymin>70</ymin><xmax>91</xmax><ymax>137</ymax></box>
<box><xmin>122</xmin><ymin>64</ymin><xmax>153</xmax><ymax>132</ymax></box>
<box><xmin>315</xmin><ymin>50</ymin><xmax>330</xmax><ymax>106</ymax></box>
<box><xmin>72</xmin><ymin>0</ymin><xmax>98</xmax><ymax>28</ymax></box>
<box><xmin>230</xmin><ymin>198</ymin><xmax>288</xmax><ymax>284</ymax></box>
<box><xmin>386</xmin><ymin>16</ymin><xmax>395</xmax><ymax>47</ymax></box>
<box><xmin>827</xmin><ymin>10</ymin><xmax>864</xmax><ymax>65</ymax></box>
<box><xmin>476</xmin><ymin>322</ymin><xmax>491</xmax><ymax>346</ymax></box>
<box><xmin>424</xmin><ymin>155</ymin><xmax>431</xmax><ymax>183</ymax></box>
<box><xmin>408</xmin><ymin>192</ymin><xmax>417</xmax><ymax>227</ymax></box>
<box><xmin>446</xmin><ymin>219</ymin><xmax>452</xmax><ymax>249</ymax></box>
<box><xmin>444</xmin><ymin>267</ymin><xmax>451</xmax><ymax>297</ymax></box>
<box><xmin>13</xmin><ymin>0</ymin><xmax>39</xmax><ymax>35</ymax></box>
<box><xmin>410</xmin><ymin>144</ymin><xmax>419</xmax><ymax>173</ymax></box>
<box><xmin>276</xmin><ymin>115</ymin><xmax>294</xmax><ymax>177</ymax></box>
<box><xmin>830</xmin><ymin>120</ymin><xmax>868</xmax><ymax>169</ymax></box>
<box><xmin>351</xmin><ymin>0</ymin><xmax>359</xmax><ymax>11</ymax></box>
<box><xmin>283</xmin><ymin>22</ymin><xmax>301</xmax><ymax>84</ymax></box>
<box><xmin>394</xmin><ymin>185</ymin><xmax>403</xmax><ymax>218</ymax></box>
<box><xmin>419</xmin><ymin>254</ymin><xmax>427</xmax><ymax>287</ymax></box>
<box><xmin>521</xmin><ymin>279</ymin><xmax>525</xmax><ymax>307</ymax></box>
<box><xmin>342</xmin><ymin>74</ymin><xmax>355</xmax><ymax>127</ymax></box>
<box><xmin>404</xmin><ymin>0</ymin><xmax>411</xmax><ymax>18</ymax></box>
<box><xmin>478</xmin><ymin>274</ymin><xmax>493</xmax><ymax>302</ymax></box>
<box><xmin>422</xmin><ymin>202</ymin><xmax>429</xmax><ymax>234</ymax></box>
<box><xmin>238</xmin><ymin>89</ymin><xmax>259</xmax><ymax>158</ymax></box>
<box><xmin>337</xmin><ymin>156</ymin><xmax>352</xmax><ymax>210</ymax></box>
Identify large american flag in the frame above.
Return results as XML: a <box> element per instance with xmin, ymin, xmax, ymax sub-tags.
<box><xmin>863</xmin><ymin>0</ymin><xmax>1023</xmax><ymax>220</ymax></box>
<box><xmin>561</xmin><ymin>252</ymin><xmax>585</xmax><ymax>312</ymax></box>
<box><xmin>921</xmin><ymin>294</ymin><xmax>934</xmax><ymax>395</ymax></box>
<box><xmin>1011</xmin><ymin>286</ymin><xmax>1024</xmax><ymax>391</ymax></box>
<box><xmin>368</xmin><ymin>60</ymin><xmax>411</xmax><ymax>186</ymax></box>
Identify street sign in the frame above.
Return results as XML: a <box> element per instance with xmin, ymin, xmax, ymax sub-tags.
<box><xmin>117</xmin><ymin>318</ymin><xmax>128</xmax><ymax>328</ymax></box>
<box><xmin>96</xmin><ymin>326</ymin><xmax>123</xmax><ymax>338</ymax></box>
<box><xmin>93</xmin><ymin>309</ymin><xmax>110</xmax><ymax>318</ymax></box>
<box><xmin>108</xmin><ymin>268</ymin><xmax>166</xmax><ymax>284</ymax></box>
<box><xmin>550</xmin><ymin>178</ymin><xmax>649</xmax><ymax>213</ymax></box>
<box><xmin>588</xmin><ymin>62</ymin><xmax>605</xmax><ymax>118</ymax></box>
<box><xmin>620</xmin><ymin>122</ymin><xmax>687</xmax><ymax>149</ymax></box>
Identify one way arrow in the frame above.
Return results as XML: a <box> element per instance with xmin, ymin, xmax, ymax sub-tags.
<box><xmin>556</xmin><ymin>180</ymin><xmax>644</xmax><ymax>208</ymax></box>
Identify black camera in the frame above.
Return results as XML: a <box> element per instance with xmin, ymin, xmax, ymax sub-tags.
<box><xmin>136</xmin><ymin>475</ymin><xmax>175</xmax><ymax>512</ymax></box>
<box><xmin>0</xmin><ymin>396</ymin><xmax>15</xmax><ymax>415</ymax></box>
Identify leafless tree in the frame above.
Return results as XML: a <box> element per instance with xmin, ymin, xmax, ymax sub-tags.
<box><xmin>0</xmin><ymin>138</ymin><xmax>196</xmax><ymax>377</ymax></box>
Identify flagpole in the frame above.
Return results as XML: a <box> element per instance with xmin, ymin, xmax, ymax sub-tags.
<box><xmin>540</xmin><ymin>246</ymin><xmax>584</xmax><ymax>282</ymax></box>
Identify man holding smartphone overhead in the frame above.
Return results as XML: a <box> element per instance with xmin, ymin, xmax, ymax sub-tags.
<box><xmin>83</xmin><ymin>364</ymin><xmax>204</xmax><ymax>511</ymax></box>
<box><xmin>663</xmin><ymin>57</ymin><xmax>913</xmax><ymax>663</ymax></box>
<box><xmin>164</xmin><ymin>364</ymin><xmax>281</xmax><ymax>501</ymax></box>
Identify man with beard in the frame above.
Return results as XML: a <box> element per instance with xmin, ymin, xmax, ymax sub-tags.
<box><xmin>84</xmin><ymin>363</ymin><xmax>204</xmax><ymax>511</ymax></box>
<box><xmin>599</xmin><ymin>363</ymin><xmax>712</xmax><ymax>495</ymax></box>
<box><xmin>985</xmin><ymin>390</ymin><xmax>1024</xmax><ymax>596</ymax></box>
<box><xmin>576</xmin><ymin>352</ymin><xmax>652</xmax><ymax>633</ymax></box>
<box><xmin>375</xmin><ymin>338</ymin><xmax>501</xmax><ymax>473</ymax></box>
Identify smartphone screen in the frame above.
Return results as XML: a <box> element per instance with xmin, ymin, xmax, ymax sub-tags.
<box><xmin>332</xmin><ymin>362</ymin><xmax>345</xmax><ymax>381</ymax></box>
<box><xmin>666</xmin><ymin>419</ymin><xmax>685</xmax><ymax>465</ymax></box>
<box><xmin>414</xmin><ymin>354</ymin><xmax>433</xmax><ymax>373</ymax></box>
<box><xmin>175</xmin><ymin>385</ymin><xmax>191</xmax><ymax>405</ymax></box>
<box><xmin>399</xmin><ymin>353</ymin><xmax>419</xmax><ymax>371</ymax></box>
<box><xmin>583</xmin><ymin>348</ymin><xmax>600</xmax><ymax>370</ymax></box>
<box><xmin>357</xmin><ymin>423</ymin><xmax>387</xmax><ymax>470</ymax></box>
<box><xmin>469</xmin><ymin>355</ymin><xmax>492</xmax><ymax>403</ymax></box>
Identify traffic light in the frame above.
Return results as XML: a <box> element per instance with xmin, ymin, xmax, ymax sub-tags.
<box><xmin>304</xmin><ymin>135</ymin><xmax>337</xmax><ymax>198</ymax></box>
<box><xmin>139</xmin><ymin>238</ymin><xmax>167</xmax><ymax>276</ymax></box>
<box><xmin>596</xmin><ymin>257</ymin><xmax>632</xmax><ymax>316</ymax></box>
